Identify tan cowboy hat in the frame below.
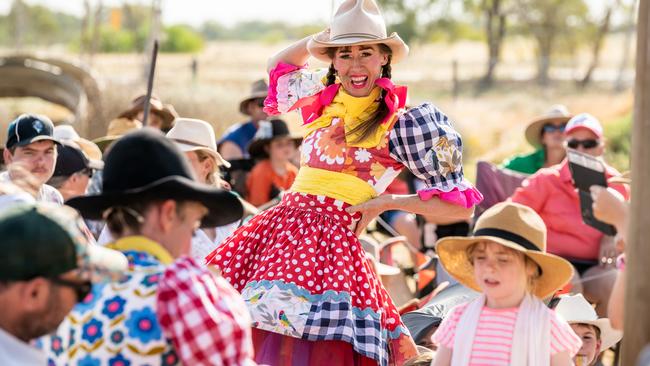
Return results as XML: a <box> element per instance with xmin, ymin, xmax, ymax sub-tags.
<box><xmin>554</xmin><ymin>294</ymin><xmax>623</xmax><ymax>350</ymax></box>
<box><xmin>53</xmin><ymin>125</ymin><xmax>104</xmax><ymax>169</ymax></box>
<box><xmin>119</xmin><ymin>94</ymin><xmax>177</xmax><ymax>128</ymax></box>
<box><xmin>435</xmin><ymin>201</ymin><xmax>574</xmax><ymax>299</ymax></box>
<box><xmin>307</xmin><ymin>0</ymin><xmax>409</xmax><ymax>64</ymax></box>
<box><xmin>524</xmin><ymin>105</ymin><xmax>573</xmax><ymax>147</ymax></box>
<box><xmin>166</xmin><ymin>118</ymin><xmax>230</xmax><ymax>168</ymax></box>
<box><xmin>92</xmin><ymin>118</ymin><xmax>143</xmax><ymax>152</ymax></box>
<box><xmin>239</xmin><ymin>79</ymin><xmax>269</xmax><ymax>116</ymax></box>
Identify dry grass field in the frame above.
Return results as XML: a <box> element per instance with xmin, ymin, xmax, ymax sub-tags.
<box><xmin>0</xmin><ymin>37</ymin><xmax>634</xmax><ymax>180</ymax></box>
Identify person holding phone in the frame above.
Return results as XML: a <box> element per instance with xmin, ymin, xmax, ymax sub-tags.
<box><xmin>510</xmin><ymin>113</ymin><xmax>629</xmax><ymax>316</ymax></box>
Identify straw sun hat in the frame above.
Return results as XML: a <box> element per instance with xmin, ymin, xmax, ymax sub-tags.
<box><xmin>435</xmin><ymin>202</ymin><xmax>574</xmax><ymax>299</ymax></box>
<box><xmin>524</xmin><ymin>105</ymin><xmax>573</xmax><ymax>148</ymax></box>
<box><xmin>307</xmin><ymin>0</ymin><xmax>409</xmax><ymax>64</ymax></box>
<box><xmin>554</xmin><ymin>294</ymin><xmax>622</xmax><ymax>350</ymax></box>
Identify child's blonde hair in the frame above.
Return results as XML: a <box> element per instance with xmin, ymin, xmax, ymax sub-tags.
<box><xmin>466</xmin><ymin>241</ymin><xmax>542</xmax><ymax>294</ymax></box>
<box><xmin>193</xmin><ymin>150</ymin><xmax>220</xmax><ymax>187</ymax></box>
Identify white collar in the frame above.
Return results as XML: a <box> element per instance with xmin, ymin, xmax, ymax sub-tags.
<box><xmin>0</xmin><ymin>327</ymin><xmax>47</xmax><ymax>365</ymax></box>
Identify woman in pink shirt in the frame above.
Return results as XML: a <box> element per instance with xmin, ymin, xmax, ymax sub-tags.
<box><xmin>431</xmin><ymin>202</ymin><xmax>581</xmax><ymax>366</ymax></box>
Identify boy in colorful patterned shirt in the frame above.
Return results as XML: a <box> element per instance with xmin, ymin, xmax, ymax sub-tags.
<box><xmin>41</xmin><ymin>129</ymin><xmax>255</xmax><ymax>365</ymax></box>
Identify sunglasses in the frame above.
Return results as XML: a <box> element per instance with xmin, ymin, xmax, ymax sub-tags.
<box><xmin>50</xmin><ymin>277</ymin><xmax>92</xmax><ymax>303</ymax></box>
<box><xmin>255</xmin><ymin>99</ymin><xmax>265</xmax><ymax>108</ymax></box>
<box><xmin>566</xmin><ymin>139</ymin><xmax>600</xmax><ymax>149</ymax></box>
<box><xmin>78</xmin><ymin>168</ymin><xmax>95</xmax><ymax>177</ymax></box>
<box><xmin>542</xmin><ymin>123</ymin><xmax>566</xmax><ymax>133</ymax></box>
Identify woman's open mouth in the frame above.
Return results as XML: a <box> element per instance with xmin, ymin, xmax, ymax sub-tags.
<box><xmin>483</xmin><ymin>278</ymin><xmax>500</xmax><ymax>288</ymax></box>
<box><xmin>350</xmin><ymin>76</ymin><xmax>369</xmax><ymax>89</ymax></box>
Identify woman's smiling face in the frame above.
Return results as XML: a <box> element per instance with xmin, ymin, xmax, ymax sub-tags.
<box><xmin>332</xmin><ymin>44</ymin><xmax>389</xmax><ymax>97</ymax></box>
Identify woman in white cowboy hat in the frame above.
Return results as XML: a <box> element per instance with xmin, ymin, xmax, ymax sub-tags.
<box><xmin>207</xmin><ymin>0</ymin><xmax>482</xmax><ymax>365</ymax></box>
<box><xmin>432</xmin><ymin>202</ymin><xmax>581</xmax><ymax>366</ymax></box>
<box><xmin>554</xmin><ymin>294</ymin><xmax>623</xmax><ymax>366</ymax></box>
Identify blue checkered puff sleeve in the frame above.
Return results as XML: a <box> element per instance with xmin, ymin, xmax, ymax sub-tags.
<box><xmin>388</xmin><ymin>103</ymin><xmax>482</xmax><ymax>208</ymax></box>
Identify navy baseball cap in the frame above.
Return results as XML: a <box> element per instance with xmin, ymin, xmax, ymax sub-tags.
<box><xmin>5</xmin><ymin>114</ymin><xmax>60</xmax><ymax>150</ymax></box>
<box><xmin>52</xmin><ymin>142</ymin><xmax>103</xmax><ymax>178</ymax></box>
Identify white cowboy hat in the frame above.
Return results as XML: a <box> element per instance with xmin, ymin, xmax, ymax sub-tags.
<box><xmin>166</xmin><ymin>118</ymin><xmax>230</xmax><ymax>168</ymax></box>
<box><xmin>524</xmin><ymin>105</ymin><xmax>573</xmax><ymax>147</ymax></box>
<box><xmin>554</xmin><ymin>294</ymin><xmax>623</xmax><ymax>350</ymax></box>
<box><xmin>307</xmin><ymin>0</ymin><xmax>409</xmax><ymax>64</ymax></box>
<box><xmin>435</xmin><ymin>202</ymin><xmax>574</xmax><ymax>299</ymax></box>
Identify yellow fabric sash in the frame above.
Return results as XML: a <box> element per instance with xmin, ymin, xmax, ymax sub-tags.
<box><xmin>291</xmin><ymin>166</ymin><xmax>377</xmax><ymax>205</ymax></box>
<box><xmin>304</xmin><ymin>87</ymin><xmax>395</xmax><ymax>148</ymax></box>
<box><xmin>107</xmin><ymin>236</ymin><xmax>174</xmax><ymax>265</ymax></box>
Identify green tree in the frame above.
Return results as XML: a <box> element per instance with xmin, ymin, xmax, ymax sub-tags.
<box><xmin>161</xmin><ymin>25</ymin><xmax>204</xmax><ymax>53</ymax></box>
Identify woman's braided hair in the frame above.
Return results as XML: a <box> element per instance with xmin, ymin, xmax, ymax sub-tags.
<box><xmin>325</xmin><ymin>44</ymin><xmax>393</xmax><ymax>144</ymax></box>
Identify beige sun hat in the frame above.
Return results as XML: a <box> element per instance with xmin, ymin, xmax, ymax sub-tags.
<box><xmin>554</xmin><ymin>294</ymin><xmax>623</xmax><ymax>350</ymax></box>
<box><xmin>166</xmin><ymin>118</ymin><xmax>230</xmax><ymax>168</ymax></box>
<box><xmin>307</xmin><ymin>0</ymin><xmax>409</xmax><ymax>64</ymax></box>
<box><xmin>524</xmin><ymin>105</ymin><xmax>573</xmax><ymax>147</ymax></box>
<box><xmin>53</xmin><ymin>125</ymin><xmax>104</xmax><ymax>169</ymax></box>
<box><xmin>92</xmin><ymin>117</ymin><xmax>143</xmax><ymax>152</ymax></box>
<box><xmin>239</xmin><ymin>79</ymin><xmax>269</xmax><ymax>116</ymax></box>
<box><xmin>435</xmin><ymin>201</ymin><xmax>574</xmax><ymax>299</ymax></box>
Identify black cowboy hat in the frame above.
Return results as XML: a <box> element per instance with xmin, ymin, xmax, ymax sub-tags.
<box><xmin>247</xmin><ymin>119</ymin><xmax>302</xmax><ymax>160</ymax></box>
<box><xmin>67</xmin><ymin>128</ymin><xmax>243</xmax><ymax>227</ymax></box>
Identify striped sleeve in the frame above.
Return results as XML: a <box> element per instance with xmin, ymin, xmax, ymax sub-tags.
<box><xmin>549</xmin><ymin>309</ymin><xmax>582</xmax><ymax>356</ymax></box>
<box><xmin>431</xmin><ymin>302</ymin><xmax>467</xmax><ymax>349</ymax></box>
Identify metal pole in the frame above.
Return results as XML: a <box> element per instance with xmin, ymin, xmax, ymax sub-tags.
<box><xmin>141</xmin><ymin>40</ymin><xmax>159</xmax><ymax>127</ymax></box>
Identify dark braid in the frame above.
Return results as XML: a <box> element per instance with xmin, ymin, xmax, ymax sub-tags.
<box><xmin>326</xmin><ymin>63</ymin><xmax>337</xmax><ymax>86</ymax></box>
<box><xmin>381</xmin><ymin>55</ymin><xmax>392</xmax><ymax>79</ymax></box>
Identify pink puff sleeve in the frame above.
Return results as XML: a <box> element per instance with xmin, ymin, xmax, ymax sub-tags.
<box><xmin>388</xmin><ymin>103</ymin><xmax>483</xmax><ymax>208</ymax></box>
<box><xmin>264</xmin><ymin>62</ymin><xmax>327</xmax><ymax>116</ymax></box>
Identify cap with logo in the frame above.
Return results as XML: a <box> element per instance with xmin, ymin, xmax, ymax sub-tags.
<box><xmin>564</xmin><ymin>113</ymin><xmax>603</xmax><ymax>139</ymax></box>
<box><xmin>0</xmin><ymin>203</ymin><xmax>127</xmax><ymax>283</ymax></box>
<box><xmin>5</xmin><ymin>114</ymin><xmax>60</xmax><ymax>150</ymax></box>
<box><xmin>52</xmin><ymin>142</ymin><xmax>104</xmax><ymax>178</ymax></box>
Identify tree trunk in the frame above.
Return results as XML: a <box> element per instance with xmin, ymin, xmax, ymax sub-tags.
<box><xmin>536</xmin><ymin>36</ymin><xmax>552</xmax><ymax>86</ymax></box>
<box><xmin>579</xmin><ymin>5</ymin><xmax>614</xmax><ymax>88</ymax></box>
<box><xmin>480</xmin><ymin>0</ymin><xmax>507</xmax><ymax>89</ymax></box>
<box><xmin>622</xmin><ymin>0</ymin><xmax>650</xmax><ymax>364</ymax></box>
<box><xmin>615</xmin><ymin>0</ymin><xmax>638</xmax><ymax>92</ymax></box>
<box><xmin>80</xmin><ymin>0</ymin><xmax>91</xmax><ymax>57</ymax></box>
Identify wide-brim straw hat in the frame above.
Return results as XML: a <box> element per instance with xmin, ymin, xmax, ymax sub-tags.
<box><xmin>554</xmin><ymin>294</ymin><xmax>623</xmax><ymax>350</ymax></box>
<box><xmin>118</xmin><ymin>94</ymin><xmax>176</xmax><ymax>127</ymax></box>
<box><xmin>166</xmin><ymin>118</ymin><xmax>230</xmax><ymax>168</ymax></box>
<box><xmin>239</xmin><ymin>79</ymin><xmax>269</xmax><ymax>116</ymax></box>
<box><xmin>435</xmin><ymin>201</ymin><xmax>574</xmax><ymax>299</ymax></box>
<box><xmin>307</xmin><ymin>0</ymin><xmax>409</xmax><ymax>64</ymax></box>
<box><xmin>53</xmin><ymin>125</ymin><xmax>104</xmax><ymax>169</ymax></box>
<box><xmin>524</xmin><ymin>105</ymin><xmax>573</xmax><ymax>147</ymax></box>
<box><xmin>93</xmin><ymin>118</ymin><xmax>143</xmax><ymax>152</ymax></box>
<box><xmin>68</xmin><ymin>128</ymin><xmax>243</xmax><ymax>228</ymax></box>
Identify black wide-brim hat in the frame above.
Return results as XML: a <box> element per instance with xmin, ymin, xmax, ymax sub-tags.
<box><xmin>248</xmin><ymin>119</ymin><xmax>302</xmax><ymax>160</ymax></box>
<box><xmin>67</xmin><ymin>128</ymin><xmax>243</xmax><ymax>227</ymax></box>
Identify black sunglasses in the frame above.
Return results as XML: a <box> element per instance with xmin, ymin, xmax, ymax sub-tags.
<box><xmin>566</xmin><ymin>139</ymin><xmax>600</xmax><ymax>149</ymax></box>
<box><xmin>542</xmin><ymin>123</ymin><xmax>566</xmax><ymax>133</ymax></box>
<box><xmin>78</xmin><ymin>168</ymin><xmax>95</xmax><ymax>177</ymax></box>
<box><xmin>255</xmin><ymin>98</ymin><xmax>265</xmax><ymax>108</ymax></box>
<box><xmin>50</xmin><ymin>277</ymin><xmax>92</xmax><ymax>303</ymax></box>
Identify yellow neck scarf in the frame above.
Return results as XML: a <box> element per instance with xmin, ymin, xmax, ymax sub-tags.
<box><xmin>304</xmin><ymin>87</ymin><xmax>395</xmax><ymax>148</ymax></box>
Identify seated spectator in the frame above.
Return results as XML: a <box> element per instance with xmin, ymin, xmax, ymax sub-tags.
<box><xmin>0</xmin><ymin>203</ymin><xmax>127</xmax><ymax>365</ymax></box>
<box><xmin>47</xmin><ymin>142</ymin><xmax>103</xmax><ymax>201</ymax></box>
<box><xmin>118</xmin><ymin>94</ymin><xmax>178</xmax><ymax>133</ymax></box>
<box><xmin>511</xmin><ymin>113</ymin><xmax>629</xmax><ymax>316</ymax></box>
<box><xmin>246</xmin><ymin>119</ymin><xmax>300</xmax><ymax>207</ymax></box>
<box><xmin>554</xmin><ymin>294</ymin><xmax>623</xmax><ymax>366</ymax></box>
<box><xmin>2</xmin><ymin>114</ymin><xmax>63</xmax><ymax>204</ymax></box>
<box><xmin>92</xmin><ymin>115</ymin><xmax>142</xmax><ymax>153</ymax></box>
<box><xmin>501</xmin><ymin>105</ymin><xmax>572</xmax><ymax>175</ymax></box>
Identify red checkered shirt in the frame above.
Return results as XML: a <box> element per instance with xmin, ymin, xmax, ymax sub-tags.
<box><xmin>157</xmin><ymin>257</ymin><xmax>257</xmax><ymax>366</ymax></box>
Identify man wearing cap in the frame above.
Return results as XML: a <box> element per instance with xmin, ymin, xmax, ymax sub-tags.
<box><xmin>47</xmin><ymin>142</ymin><xmax>103</xmax><ymax>201</ymax></box>
<box><xmin>2</xmin><ymin>114</ymin><xmax>64</xmax><ymax>204</ymax></box>
<box><xmin>44</xmin><ymin>129</ymin><xmax>256</xmax><ymax>365</ymax></box>
<box><xmin>0</xmin><ymin>203</ymin><xmax>127</xmax><ymax>365</ymax></box>
<box><xmin>501</xmin><ymin>105</ymin><xmax>572</xmax><ymax>175</ymax></box>
<box><xmin>511</xmin><ymin>113</ymin><xmax>629</xmax><ymax>315</ymax></box>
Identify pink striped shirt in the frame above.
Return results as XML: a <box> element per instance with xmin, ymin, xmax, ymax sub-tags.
<box><xmin>432</xmin><ymin>302</ymin><xmax>581</xmax><ymax>365</ymax></box>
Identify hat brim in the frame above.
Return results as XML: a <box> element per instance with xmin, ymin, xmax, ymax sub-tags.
<box><xmin>84</xmin><ymin>244</ymin><xmax>129</xmax><ymax>283</ymax></box>
<box><xmin>435</xmin><ymin>235</ymin><xmax>574</xmax><ymax>299</ymax></box>
<box><xmin>92</xmin><ymin>135</ymin><xmax>122</xmax><ymax>152</ymax></box>
<box><xmin>74</xmin><ymin>138</ymin><xmax>103</xmax><ymax>162</ymax></box>
<box><xmin>66</xmin><ymin>176</ymin><xmax>243</xmax><ymax>228</ymax></box>
<box><xmin>567</xmin><ymin>318</ymin><xmax>623</xmax><ymax>350</ymax></box>
<box><xmin>307</xmin><ymin>32</ymin><xmax>409</xmax><ymax>64</ymax></box>
<box><xmin>524</xmin><ymin>116</ymin><xmax>572</xmax><ymax>147</ymax></box>
<box><xmin>174</xmin><ymin>142</ymin><xmax>231</xmax><ymax>168</ymax></box>
<box><xmin>14</xmin><ymin>136</ymin><xmax>61</xmax><ymax>148</ymax></box>
<box><xmin>239</xmin><ymin>92</ymin><xmax>269</xmax><ymax>116</ymax></box>
<box><xmin>248</xmin><ymin>136</ymin><xmax>302</xmax><ymax>160</ymax></box>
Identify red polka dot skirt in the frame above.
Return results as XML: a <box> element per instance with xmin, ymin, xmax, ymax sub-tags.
<box><xmin>206</xmin><ymin>192</ymin><xmax>417</xmax><ymax>365</ymax></box>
